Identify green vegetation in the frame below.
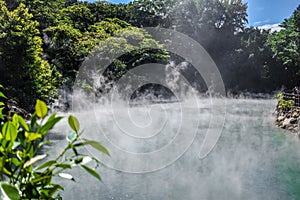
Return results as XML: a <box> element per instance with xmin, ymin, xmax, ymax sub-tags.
<box><xmin>0</xmin><ymin>87</ymin><xmax>109</xmax><ymax>199</ymax></box>
<box><xmin>268</xmin><ymin>5</ymin><xmax>300</xmax><ymax>86</ymax></box>
<box><xmin>0</xmin><ymin>0</ymin><xmax>299</xmax><ymax>111</ymax></box>
<box><xmin>274</xmin><ymin>92</ymin><xmax>294</xmax><ymax>111</ymax></box>
<box><xmin>0</xmin><ymin>0</ymin><xmax>299</xmax><ymax>198</ymax></box>
<box><xmin>0</xmin><ymin>1</ymin><xmax>61</xmax><ymax>110</ymax></box>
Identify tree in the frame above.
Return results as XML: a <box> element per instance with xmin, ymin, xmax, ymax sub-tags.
<box><xmin>171</xmin><ymin>0</ymin><xmax>247</xmax><ymax>47</ymax></box>
<box><xmin>127</xmin><ymin>0</ymin><xmax>175</xmax><ymax>28</ymax></box>
<box><xmin>167</xmin><ymin>0</ymin><xmax>248</xmax><ymax>91</ymax></box>
<box><xmin>18</xmin><ymin>0</ymin><xmax>66</xmax><ymax>30</ymax></box>
<box><xmin>61</xmin><ymin>3</ymin><xmax>94</xmax><ymax>32</ymax></box>
<box><xmin>0</xmin><ymin>1</ymin><xmax>61</xmax><ymax>110</ymax></box>
<box><xmin>231</xmin><ymin>28</ymin><xmax>284</xmax><ymax>92</ymax></box>
<box><xmin>268</xmin><ymin>4</ymin><xmax>300</xmax><ymax>87</ymax></box>
<box><xmin>44</xmin><ymin>17</ymin><xmax>169</xmax><ymax>90</ymax></box>
<box><xmin>86</xmin><ymin>1</ymin><xmax>128</xmax><ymax>24</ymax></box>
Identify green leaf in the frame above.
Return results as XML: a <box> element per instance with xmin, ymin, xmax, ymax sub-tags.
<box><xmin>25</xmin><ymin>132</ymin><xmax>42</xmax><ymax>142</ymax></box>
<box><xmin>81</xmin><ymin>165</ymin><xmax>101</xmax><ymax>181</ymax></box>
<box><xmin>30</xmin><ymin>175</ymin><xmax>52</xmax><ymax>185</ymax></box>
<box><xmin>24</xmin><ymin>154</ymin><xmax>47</xmax><ymax>168</ymax></box>
<box><xmin>1</xmin><ymin>167</ymin><xmax>12</xmax><ymax>176</ymax></box>
<box><xmin>17</xmin><ymin>115</ymin><xmax>29</xmax><ymax>132</ymax></box>
<box><xmin>68</xmin><ymin>115</ymin><xmax>80</xmax><ymax>133</ymax></box>
<box><xmin>66</xmin><ymin>132</ymin><xmax>77</xmax><ymax>142</ymax></box>
<box><xmin>2</xmin><ymin>122</ymin><xmax>18</xmax><ymax>142</ymax></box>
<box><xmin>35</xmin><ymin>160</ymin><xmax>57</xmax><ymax>170</ymax></box>
<box><xmin>30</xmin><ymin>113</ymin><xmax>37</xmax><ymax>128</ymax></box>
<box><xmin>40</xmin><ymin>115</ymin><xmax>63</xmax><ymax>134</ymax></box>
<box><xmin>12</xmin><ymin>114</ymin><xmax>19</xmax><ymax>128</ymax></box>
<box><xmin>58</xmin><ymin>173</ymin><xmax>75</xmax><ymax>181</ymax></box>
<box><xmin>55</xmin><ymin>164</ymin><xmax>72</xmax><ymax>169</ymax></box>
<box><xmin>35</xmin><ymin>100</ymin><xmax>48</xmax><ymax>118</ymax></box>
<box><xmin>11</xmin><ymin>158</ymin><xmax>20</xmax><ymax>166</ymax></box>
<box><xmin>82</xmin><ymin>139</ymin><xmax>110</xmax><ymax>156</ymax></box>
<box><xmin>0</xmin><ymin>91</ymin><xmax>7</xmax><ymax>99</ymax></box>
<box><xmin>0</xmin><ymin>107</ymin><xmax>4</xmax><ymax>120</ymax></box>
<box><xmin>0</xmin><ymin>182</ymin><xmax>20</xmax><ymax>200</ymax></box>
<box><xmin>47</xmin><ymin>113</ymin><xmax>57</xmax><ymax>121</ymax></box>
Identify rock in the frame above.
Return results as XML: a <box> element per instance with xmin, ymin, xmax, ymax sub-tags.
<box><xmin>275</xmin><ymin>104</ymin><xmax>300</xmax><ymax>135</ymax></box>
<box><xmin>282</xmin><ymin>118</ymin><xmax>291</xmax><ymax>128</ymax></box>
<box><xmin>292</xmin><ymin>111</ymin><xmax>299</xmax><ymax>118</ymax></box>
<box><xmin>290</xmin><ymin>118</ymin><xmax>298</xmax><ymax>124</ymax></box>
<box><xmin>6</xmin><ymin>99</ymin><xmax>30</xmax><ymax>119</ymax></box>
<box><xmin>277</xmin><ymin>115</ymin><xmax>285</xmax><ymax>122</ymax></box>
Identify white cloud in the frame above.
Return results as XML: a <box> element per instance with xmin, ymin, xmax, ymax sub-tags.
<box><xmin>258</xmin><ymin>23</ymin><xmax>283</xmax><ymax>32</ymax></box>
<box><xmin>253</xmin><ymin>19</ymin><xmax>270</xmax><ymax>26</ymax></box>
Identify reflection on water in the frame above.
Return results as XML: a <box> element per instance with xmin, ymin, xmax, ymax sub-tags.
<box><xmin>49</xmin><ymin>98</ymin><xmax>300</xmax><ymax>200</ymax></box>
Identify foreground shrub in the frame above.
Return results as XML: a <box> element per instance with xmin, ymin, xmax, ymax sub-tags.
<box><xmin>0</xmin><ymin>85</ymin><xmax>109</xmax><ymax>199</ymax></box>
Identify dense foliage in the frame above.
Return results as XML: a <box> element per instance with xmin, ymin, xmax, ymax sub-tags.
<box><xmin>274</xmin><ymin>92</ymin><xmax>295</xmax><ymax>112</ymax></box>
<box><xmin>0</xmin><ymin>87</ymin><xmax>109</xmax><ymax>199</ymax></box>
<box><xmin>268</xmin><ymin>5</ymin><xmax>300</xmax><ymax>88</ymax></box>
<box><xmin>0</xmin><ymin>0</ymin><xmax>300</xmax><ymax>197</ymax></box>
<box><xmin>0</xmin><ymin>1</ymin><xmax>61</xmax><ymax>110</ymax></box>
<box><xmin>0</xmin><ymin>0</ymin><xmax>300</xmax><ymax>111</ymax></box>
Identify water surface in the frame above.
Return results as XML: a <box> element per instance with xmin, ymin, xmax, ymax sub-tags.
<box><xmin>49</xmin><ymin>98</ymin><xmax>300</xmax><ymax>200</ymax></box>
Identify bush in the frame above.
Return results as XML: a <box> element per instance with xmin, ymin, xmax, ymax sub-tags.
<box><xmin>0</xmin><ymin>1</ymin><xmax>61</xmax><ymax>110</ymax></box>
<box><xmin>275</xmin><ymin>92</ymin><xmax>294</xmax><ymax>111</ymax></box>
<box><xmin>0</xmin><ymin>85</ymin><xmax>109</xmax><ymax>199</ymax></box>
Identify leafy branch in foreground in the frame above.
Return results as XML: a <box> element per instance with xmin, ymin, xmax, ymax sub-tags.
<box><xmin>0</xmin><ymin>86</ymin><xmax>109</xmax><ymax>199</ymax></box>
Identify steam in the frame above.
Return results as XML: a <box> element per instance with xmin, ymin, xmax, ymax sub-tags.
<box><xmin>47</xmin><ymin>26</ymin><xmax>300</xmax><ymax>199</ymax></box>
<box><xmin>49</xmin><ymin>97</ymin><xmax>300</xmax><ymax>199</ymax></box>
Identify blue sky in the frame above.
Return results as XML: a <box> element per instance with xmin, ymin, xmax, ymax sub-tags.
<box><xmin>244</xmin><ymin>0</ymin><xmax>299</xmax><ymax>26</ymax></box>
<box><xmin>87</xmin><ymin>0</ymin><xmax>300</xmax><ymax>27</ymax></box>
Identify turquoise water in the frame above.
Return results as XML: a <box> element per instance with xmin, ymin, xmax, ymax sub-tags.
<box><xmin>50</xmin><ymin>98</ymin><xmax>300</xmax><ymax>200</ymax></box>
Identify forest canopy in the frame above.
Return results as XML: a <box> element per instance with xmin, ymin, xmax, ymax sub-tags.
<box><xmin>0</xmin><ymin>0</ymin><xmax>300</xmax><ymax>111</ymax></box>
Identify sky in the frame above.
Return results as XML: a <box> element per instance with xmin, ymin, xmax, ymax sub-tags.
<box><xmin>87</xmin><ymin>0</ymin><xmax>300</xmax><ymax>31</ymax></box>
<box><xmin>243</xmin><ymin>0</ymin><xmax>299</xmax><ymax>31</ymax></box>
